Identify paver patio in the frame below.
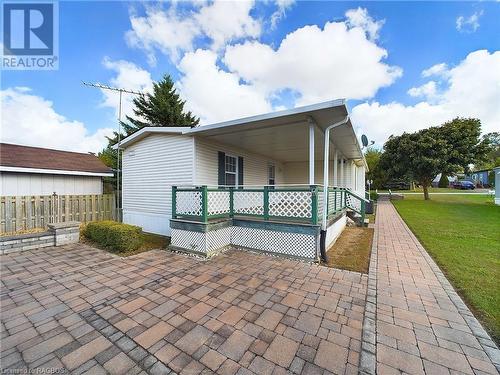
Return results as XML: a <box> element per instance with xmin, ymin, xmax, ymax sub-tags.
<box><xmin>2</xmin><ymin>201</ymin><xmax>499</xmax><ymax>374</ymax></box>
<box><xmin>0</xmin><ymin>244</ymin><xmax>367</xmax><ymax>374</ymax></box>
<box><xmin>361</xmin><ymin>200</ymin><xmax>500</xmax><ymax>375</ymax></box>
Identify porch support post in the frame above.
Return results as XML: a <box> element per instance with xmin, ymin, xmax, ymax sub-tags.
<box><xmin>201</xmin><ymin>185</ymin><xmax>208</xmax><ymax>223</ymax></box>
<box><xmin>351</xmin><ymin>161</ymin><xmax>356</xmax><ymax>191</ymax></box>
<box><xmin>172</xmin><ymin>186</ymin><xmax>177</xmax><ymax>219</ymax></box>
<box><xmin>340</xmin><ymin>156</ymin><xmax>344</xmax><ymax>188</ymax></box>
<box><xmin>333</xmin><ymin>150</ymin><xmax>338</xmax><ymax>187</ymax></box>
<box><xmin>308</xmin><ymin>122</ymin><xmax>315</xmax><ymax>185</ymax></box>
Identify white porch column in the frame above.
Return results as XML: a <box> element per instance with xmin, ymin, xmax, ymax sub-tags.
<box><xmin>352</xmin><ymin>161</ymin><xmax>356</xmax><ymax>191</ymax></box>
<box><xmin>309</xmin><ymin>123</ymin><xmax>315</xmax><ymax>185</ymax></box>
<box><xmin>340</xmin><ymin>156</ymin><xmax>344</xmax><ymax>187</ymax></box>
<box><xmin>333</xmin><ymin>150</ymin><xmax>338</xmax><ymax>187</ymax></box>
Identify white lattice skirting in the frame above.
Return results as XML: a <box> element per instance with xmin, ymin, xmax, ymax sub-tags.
<box><xmin>171</xmin><ymin>226</ymin><xmax>232</xmax><ymax>255</ymax></box>
<box><xmin>170</xmin><ymin>213</ymin><xmax>346</xmax><ymax>260</ymax></box>
<box><xmin>231</xmin><ymin>227</ymin><xmax>317</xmax><ymax>259</ymax></box>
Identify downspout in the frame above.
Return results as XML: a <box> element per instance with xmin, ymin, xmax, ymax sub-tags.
<box><xmin>319</xmin><ymin>116</ymin><xmax>349</xmax><ymax>262</ymax></box>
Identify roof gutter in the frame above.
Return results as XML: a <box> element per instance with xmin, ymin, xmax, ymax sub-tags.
<box><xmin>0</xmin><ymin>166</ymin><xmax>113</xmax><ymax>177</ymax></box>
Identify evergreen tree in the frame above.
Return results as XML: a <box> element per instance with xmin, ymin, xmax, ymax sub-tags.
<box><xmin>99</xmin><ymin>74</ymin><xmax>199</xmax><ymax>190</ymax></box>
<box><xmin>438</xmin><ymin>173</ymin><xmax>449</xmax><ymax>188</ymax></box>
<box><xmin>121</xmin><ymin>74</ymin><xmax>199</xmax><ymax>135</ymax></box>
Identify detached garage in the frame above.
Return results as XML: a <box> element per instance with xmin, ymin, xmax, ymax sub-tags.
<box><xmin>0</xmin><ymin>143</ymin><xmax>113</xmax><ymax>196</ymax></box>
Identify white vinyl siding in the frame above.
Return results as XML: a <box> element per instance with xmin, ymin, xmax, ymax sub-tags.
<box><xmin>194</xmin><ymin>137</ymin><xmax>283</xmax><ymax>186</ymax></box>
<box><xmin>283</xmin><ymin>160</ymin><xmax>365</xmax><ymax>196</ymax></box>
<box><xmin>0</xmin><ymin>173</ymin><xmax>103</xmax><ymax>196</ymax></box>
<box><xmin>282</xmin><ymin>161</ymin><xmax>336</xmax><ymax>186</ymax></box>
<box><xmin>356</xmin><ymin>165</ymin><xmax>366</xmax><ymax>197</ymax></box>
<box><xmin>122</xmin><ymin>134</ymin><xmax>194</xmax><ymax>235</ymax></box>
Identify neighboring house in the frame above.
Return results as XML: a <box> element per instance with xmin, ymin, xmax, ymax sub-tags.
<box><xmin>117</xmin><ymin>100</ymin><xmax>368</xmax><ymax>261</ymax></box>
<box><xmin>0</xmin><ymin>143</ymin><xmax>113</xmax><ymax>196</ymax></box>
<box><xmin>431</xmin><ymin>173</ymin><xmax>457</xmax><ymax>188</ymax></box>
<box><xmin>469</xmin><ymin>168</ymin><xmax>493</xmax><ymax>187</ymax></box>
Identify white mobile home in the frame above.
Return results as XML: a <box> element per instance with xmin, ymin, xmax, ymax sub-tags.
<box><xmin>118</xmin><ymin>100</ymin><xmax>368</xmax><ymax>261</ymax></box>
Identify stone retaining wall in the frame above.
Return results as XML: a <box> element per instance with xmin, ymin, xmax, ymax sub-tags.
<box><xmin>0</xmin><ymin>222</ymin><xmax>80</xmax><ymax>254</ymax></box>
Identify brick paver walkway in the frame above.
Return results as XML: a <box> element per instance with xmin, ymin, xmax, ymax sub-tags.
<box><xmin>365</xmin><ymin>200</ymin><xmax>500</xmax><ymax>375</ymax></box>
<box><xmin>1</xmin><ymin>244</ymin><xmax>367</xmax><ymax>374</ymax></box>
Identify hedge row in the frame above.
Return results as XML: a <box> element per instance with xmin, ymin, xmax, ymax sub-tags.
<box><xmin>82</xmin><ymin>221</ymin><xmax>142</xmax><ymax>252</ymax></box>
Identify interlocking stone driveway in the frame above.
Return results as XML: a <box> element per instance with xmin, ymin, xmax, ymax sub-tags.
<box><xmin>363</xmin><ymin>200</ymin><xmax>500</xmax><ymax>375</ymax></box>
<box><xmin>1</xmin><ymin>245</ymin><xmax>367</xmax><ymax>374</ymax></box>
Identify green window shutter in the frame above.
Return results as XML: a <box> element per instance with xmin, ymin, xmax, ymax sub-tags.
<box><xmin>218</xmin><ymin>151</ymin><xmax>225</xmax><ymax>186</ymax></box>
<box><xmin>238</xmin><ymin>156</ymin><xmax>244</xmax><ymax>187</ymax></box>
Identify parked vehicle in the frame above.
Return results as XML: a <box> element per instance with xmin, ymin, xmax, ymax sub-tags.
<box><xmin>452</xmin><ymin>180</ymin><xmax>475</xmax><ymax>190</ymax></box>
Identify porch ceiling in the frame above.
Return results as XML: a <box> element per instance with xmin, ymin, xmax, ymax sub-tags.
<box><xmin>187</xmin><ymin>100</ymin><xmax>364</xmax><ymax>163</ymax></box>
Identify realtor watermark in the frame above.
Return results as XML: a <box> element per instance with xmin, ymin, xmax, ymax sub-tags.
<box><xmin>1</xmin><ymin>1</ymin><xmax>58</xmax><ymax>70</ymax></box>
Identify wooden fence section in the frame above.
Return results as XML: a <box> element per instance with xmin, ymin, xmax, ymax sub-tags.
<box><xmin>0</xmin><ymin>194</ymin><xmax>116</xmax><ymax>233</ymax></box>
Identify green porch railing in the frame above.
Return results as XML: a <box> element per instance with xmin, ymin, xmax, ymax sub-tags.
<box><xmin>323</xmin><ymin>187</ymin><xmax>347</xmax><ymax>220</ymax></box>
<box><xmin>172</xmin><ymin>185</ymin><xmax>364</xmax><ymax>225</ymax></box>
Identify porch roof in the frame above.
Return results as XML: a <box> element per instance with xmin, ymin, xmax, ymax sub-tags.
<box><xmin>117</xmin><ymin>100</ymin><xmax>365</xmax><ymax>164</ymax></box>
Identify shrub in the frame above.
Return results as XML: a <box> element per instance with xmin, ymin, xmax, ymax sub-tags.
<box><xmin>83</xmin><ymin>221</ymin><xmax>142</xmax><ymax>252</ymax></box>
<box><xmin>438</xmin><ymin>173</ymin><xmax>449</xmax><ymax>188</ymax></box>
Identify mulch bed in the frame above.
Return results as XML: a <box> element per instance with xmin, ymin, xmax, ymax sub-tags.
<box><xmin>324</xmin><ymin>227</ymin><xmax>374</xmax><ymax>273</ymax></box>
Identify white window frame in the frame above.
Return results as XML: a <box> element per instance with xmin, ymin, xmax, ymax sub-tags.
<box><xmin>268</xmin><ymin>163</ymin><xmax>276</xmax><ymax>186</ymax></box>
<box><xmin>224</xmin><ymin>154</ymin><xmax>238</xmax><ymax>186</ymax></box>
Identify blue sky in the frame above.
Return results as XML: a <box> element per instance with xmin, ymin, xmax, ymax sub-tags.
<box><xmin>2</xmin><ymin>1</ymin><xmax>499</xmax><ymax>152</ymax></box>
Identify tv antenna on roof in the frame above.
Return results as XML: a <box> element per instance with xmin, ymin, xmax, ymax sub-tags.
<box><xmin>82</xmin><ymin>81</ymin><xmax>143</xmax><ymax>222</ymax></box>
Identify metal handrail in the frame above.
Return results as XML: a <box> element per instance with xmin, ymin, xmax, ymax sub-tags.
<box><xmin>345</xmin><ymin>190</ymin><xmax>367</xmax><ymax>224</ymax></box>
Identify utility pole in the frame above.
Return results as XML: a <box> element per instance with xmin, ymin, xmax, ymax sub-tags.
<box><xmin>82</xmin><ymin>82</ymin><xmax>143</xmax><ymax>221</ymax></box>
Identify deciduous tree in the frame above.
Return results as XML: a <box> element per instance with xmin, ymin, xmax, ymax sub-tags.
<box><xmin>379</xmin><ymin>118</ymin><xmax>487</xmax><ymax>200</ymax></box>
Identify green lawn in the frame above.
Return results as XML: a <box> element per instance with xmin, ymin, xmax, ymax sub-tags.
<box><xmin>378</xmin><ymin>187</ymin><xmax>490</xmax><ymax>194</ymax></box>
<box><xmin>392</xmin><ymin>194</ymin><xmax>500</xmax><ymax>342</ymax></box>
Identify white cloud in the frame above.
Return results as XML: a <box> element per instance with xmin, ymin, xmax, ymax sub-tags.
<box><xmin>176</xmin><ymin>49</ymin><xmax>271</xmax><ymax>124</ymax></box>
<box><xmin>421</xmin><ymin>63</ymin><xmax>449</xmax><ymax>78</ymax></box>
<box><xmin>224</xmin><ymin>12</ymin><xmax>401</xmax><ymax>106</ymax></box>
<box><xmin>101</xmin><ymin>58</ymin><xmax>154</xmax><ymax>121</ymax></box>
<box><xmin>126</xmin><ymin>5</ymin><xmax>199</xmax><ymax>64</ymax></box>
<box><xmin>270</xmin><ymin>0</ymin><xmax>295</xmax><ymax>29</ymax></box>
<box><xmin>407</xmin><ymin>81</ymin><xmax>438</xmax><ymax>101</ymax></box>
<box><xmin>126</xmin><ymin>1</ymin><xmax>261</xmax><ymax>64</ymax></box>
<box><xmin>345</xmin><ymin>7</ymin><xmax>384</xmax><ymax>41</ymax></box>
<box><xmin>456</xmin><ymin>10</ymin><xmax>483</xmax><ymax>33</ymax></box>
<box><xmin>170</xmin><ymin>7</ymin><xmax>400</xmax><ymax>124</ymax></box>
<box><xmin>195</xmin><ymin>0</ymin><xmax>261</xmax><ymax>50</ymax></box>
<box><xmin>352</xmin><ymin>50</ymin><xmax>500</xmax><ymax>146</ymax></box>
<box><xmin>1</xmin><ymin>87</ymin><xmax>113</xmax><ymax>153</ymax></box>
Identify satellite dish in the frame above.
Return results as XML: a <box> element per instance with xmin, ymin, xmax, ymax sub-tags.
<box><xmin>361</xmin><ymin>134</ymin><xmax>369</xmax><ymax>147</ymax></box>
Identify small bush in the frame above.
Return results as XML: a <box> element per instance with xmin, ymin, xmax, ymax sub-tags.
<box><xmin>83</xmin><ymin>221</ymin><xmax>142</xmax><ymax>252</ymax></box>
<box><xmin>438</xmin><ymin>173</ymin><xmax>449</xmax><ymax>188</ymax></box>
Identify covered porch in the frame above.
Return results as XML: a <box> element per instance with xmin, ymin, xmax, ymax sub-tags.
<box><xmin>170</xmin><ymin>101</ymin><xmax>368</xmax><ymax>261</ymax></box>
<box><xmin>188</xmin><ymin>99</ymin><xmax>366</xmax><ymax>195</ymax></box>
